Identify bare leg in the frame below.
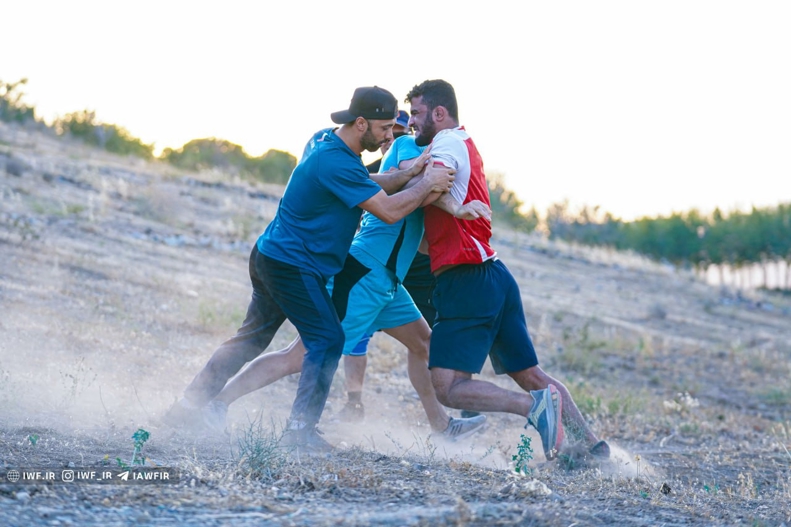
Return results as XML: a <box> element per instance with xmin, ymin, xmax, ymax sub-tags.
<box><xmin>508</xmin><ymin>366</ymin><xmax>599</xmax><ymax>446</ymax></box>
<box><xmin>343</xmin><ymin>355</ymin><xmax>367</xmax><ymax>393</ymax></box>
<box><xmin>431</xmin><ymin>367</ymin><xmax>535</xmax><ymax>417</ymax></box>
<box><xmin>384</xmin><ymin>319</ymin><xmax>451</xmax><ymax>432</ymax></box>
<box><xmin>215</xmin><ymin>337</ymin><xmax>305</xmax><ymax>406</ymax></box>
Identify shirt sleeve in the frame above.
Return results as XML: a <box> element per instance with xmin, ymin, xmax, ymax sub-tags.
<box><xmin>322</xmin><ymin>154</ymin><xmax>381</xmax><ymax>208</ymax></box>
<box><xmin>429</xmin><ymin>132</ymin><xmax>469</xmax><ymax>203</ymax></box>
<box><xmin>380</xmin><ymin>136</ymin><xmax>425</xmax><ymax>172</ymax></box>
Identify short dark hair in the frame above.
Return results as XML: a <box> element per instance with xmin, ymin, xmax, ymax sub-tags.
<box><xmin>405</xmin><ymin>80</ymin><xmax>459</xmax><ymax>121</ymax></box>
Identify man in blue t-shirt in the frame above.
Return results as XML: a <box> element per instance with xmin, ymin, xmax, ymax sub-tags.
<box><xmin>165</xmin><ymin>86</ymin><xmax>455</xmax><ymax>451</ymax></box>
<box><xmin>197</xmin><ymin>133</ymin><xmax>490</xmax><ymax>443</ymax></box>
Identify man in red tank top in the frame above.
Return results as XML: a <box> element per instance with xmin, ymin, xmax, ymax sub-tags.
<box><xmin>407</xmin><ymin>79</ymin><xmax>610</xmax><ymax>461</ymax></box>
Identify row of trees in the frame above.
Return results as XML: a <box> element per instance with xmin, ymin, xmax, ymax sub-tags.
<box><xmin>545</xmin><ymin>201</ymin><xmax>791</xmax><ymax>289</ymax></box>
<box><xmin>161</xmin><ymin>139</ymin><xmax>295</xmax><ymax>185</ymax></box>
<box><xmin>0</xmin><ymin>78</ymin><xmax>296</xmax><ymax>185</ymax></box>
<box><xmin>4</xmin><ymin>77</ymin><xmax>788</xmax><ymax>288</ymax></box>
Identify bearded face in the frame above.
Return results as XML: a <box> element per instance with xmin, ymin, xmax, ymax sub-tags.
<box><xmin>414</xmin><ymin>110</ymin><xmax>437</xmax><ymax>147</ymax></box>
<box><xmin>360</xmin><ymin>119</ymin><xmax>393</xmax><ymax>153</ymax></box>
<box><xmin>410</xmin><ymin>97</ymin><xmax>438</xmax><ymax>147</ymax></box>
<box><xmin>360</xmin><ymin>127</ymin><xmax>381</xmax><ymax>153</ymax></box>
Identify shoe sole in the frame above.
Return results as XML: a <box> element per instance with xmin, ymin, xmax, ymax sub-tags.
<box><xmin>544</xmin><ymin>384</ymin><xmax>564</xmax><ymax>460</ymax></box>
<box><xmin>589</xmin><ymin>440</ymin><xmax>611</xmax><ymax>459</ymax></box>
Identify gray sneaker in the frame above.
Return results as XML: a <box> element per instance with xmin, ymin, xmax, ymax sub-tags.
<box><xmin>526</xmin><ymin>384</ymin><xmax>564</xmax><ymax>460</ymax></box>
<box><xmin>442</xmin><ymin>414</ymin><xmax>487</xmax><ymax>442</ymax></box>
<box><xmin>202</xmin><ymin>400</ymin><xmax>229</xmax><ymax>434</ymax></box>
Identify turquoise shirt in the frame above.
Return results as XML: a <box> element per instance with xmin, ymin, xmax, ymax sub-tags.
<box><xmin>258</xmin><ymin>128</ymin><xmax>381</xmax><ymax>280</ymax></box>
<box><xmin>351</xmin><ymin>135</ymin><xmax>427</xmax><ymax>281</ymax></box>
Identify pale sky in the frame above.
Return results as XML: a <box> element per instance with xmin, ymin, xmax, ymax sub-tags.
<box><xmin>4</xmin><ymin>1</ymin><xmax>790</xmax><ymax>220</ymax></box>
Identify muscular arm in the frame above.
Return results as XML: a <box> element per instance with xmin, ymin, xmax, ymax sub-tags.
<box><xmin>404</xmin><ymin>160</ymin><xmax>491</xmax><ymax>220</ymax></box>
<box><xmin>430</xmin><ymin>192</ymin><xmax>492</xmax><ymax>221</ymax></box>
<box><xmin>359</xmin><ymin>164</ymin><xmax>455</xmax><ymax>224</ymax></box>
<box><xmin>368</xmin><ymin>149</ymin><xmax>432</xmax><ymax>194</ymax></box>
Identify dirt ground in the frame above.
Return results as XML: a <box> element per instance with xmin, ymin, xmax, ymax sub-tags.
<box><xmin>1</xmin><ymin>122</ymin><xmax>790</xmax><ymax>526</ymax></box>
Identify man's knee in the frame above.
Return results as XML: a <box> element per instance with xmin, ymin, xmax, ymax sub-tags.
<box><xmin>407</xmin><ymin>338</ymin><xmax>430</xmax><ymax>361</ymax></box>
<box><xmin>430</xmin><ymin>369</ymin><xmax>457</xmax><ymax>406</ymax></box>
<box><xmin>326</xmin><ymin>327</ymin><xmax>345</xmax><ymax>356</ymax></box>
<box><xmin>511</xmin><ymin>365</ymin><xmax>553</xmax><ymax>391</ymax></box>
<box><xmin>304</xmin><ymin>326</ymin><xmax>345</xmax><ymax>362</ymax></box>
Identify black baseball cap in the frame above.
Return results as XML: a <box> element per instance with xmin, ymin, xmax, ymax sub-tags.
<box><xmin>331</xmin><ymin>86</ymin><xmax>398</xmax><ymax>124</ymax></box>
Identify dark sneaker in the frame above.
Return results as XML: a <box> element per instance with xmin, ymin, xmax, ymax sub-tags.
<box><xmin>281</xmin><ymin>427</ymin><xmax>334</xmax><ymax>454</ymax></box>
<box><xmin>526</xmin><ymin>384</ymin><xmax>564</xmax><ymax>460</ymax></box>
<box><xmin>589</xmin><ymin>440</ymin><xmax>611</xmax><ymax>459</ymax></box>
<box><xmin>442</xmin><ymin>415</ymin><xmax>487</xmax><ymax>442</ymax></box>
<box><xmin>460</xmin><ymin>410</ymin><xmax>481</xmax><ymax>419</ymax></box>
<box><xmin>336</xmin><ymin>401</ymin><xmax>365</xmax><ymax>423</ymax></box>
<box><xmin>202</xmin><ymin>400</ymin><xmax>229</xmax><ymax>434</ymax></box>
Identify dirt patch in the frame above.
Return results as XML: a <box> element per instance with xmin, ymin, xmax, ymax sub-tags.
<box><xmin>1</xmin><ymin>122</ymin><xmax>790</xmax><ymax>525</ymax></box>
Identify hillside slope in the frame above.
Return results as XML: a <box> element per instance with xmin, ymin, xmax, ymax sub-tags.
<box><xmin>2</xmin><ymin>122</ymin><xmax>790</xmax><ymax>526</ymax></box>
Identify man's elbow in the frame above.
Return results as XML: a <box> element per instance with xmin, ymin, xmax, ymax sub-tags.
<box><xmin>376</xmin><ymin>211</ymin><xmax>400</xmax><ymax>225</ymax></box>
<box><xmin>420</xmin><ymin>191</ymin><xmax>441</xmax><ymax>208</ymax></box>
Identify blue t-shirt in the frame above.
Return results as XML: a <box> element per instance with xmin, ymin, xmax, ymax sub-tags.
<box><xmin>351</xmin><ymin>135</ymin><xmax>427</xmax><ymax>281</ymax></box>
<box><xmin>258</xmin><ymin>128</ymin><xmax>381</xmax><ymax>280</ymax></box>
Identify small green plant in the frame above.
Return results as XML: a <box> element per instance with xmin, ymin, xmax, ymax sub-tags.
<box><xmin>703</xmin><ymin>482</ymin><xmax>720</xmax><ymax>494</ymax></box>
<box><xmin>235</xmin><ymin>418</ymin><xmax>288</xmax><ymax>481</ymax></box>
<box><xmin>131</xmin><ymin>428</ymin><xmax>150</xmax><ymax>465</ymax></box>
<box><xmin>413</xmin><ymin>433</ymin><xmax>438</xmax><ymax>465</ymax></box>
<box><xmin>28</xmin><ymin>434</ymin><xmax>39</xmax><ymax>446</ymax></box>
<box><xmin>512</xmin><ymin>434</ymin><xmax>534</xmax><ymax>474</ymax></box>
<box><xmin>115</xmin><ymin>428</ymin><xmax>150</xmax><ymax>468</ymax></box>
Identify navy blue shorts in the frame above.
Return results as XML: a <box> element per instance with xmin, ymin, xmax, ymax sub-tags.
<box><xmin>429</xmin><ymin>259</ymin><xmax>538</xmax><ymax>374</ymax></box>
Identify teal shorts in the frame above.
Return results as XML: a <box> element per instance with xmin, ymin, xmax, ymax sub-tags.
<box><xmin>329</xmin><ymin>249</ymin><xmax>422</xmax><ymax>356</ymax></box>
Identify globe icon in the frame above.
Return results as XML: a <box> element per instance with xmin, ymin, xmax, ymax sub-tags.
<box><xmin>6</xmin><ymin>470</ymin><xmax>20</xmax><ymax>483</ymax></box>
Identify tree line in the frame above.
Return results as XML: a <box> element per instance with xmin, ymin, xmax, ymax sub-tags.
<box><xmin>4</xmin><ymin>77</ymin><xmax>788</xmax><ymax>288</ymax></box>
<box><xmin>1</xmin><ymin>78</ymin><xmax>296</xmax><ymax>185</ymax></box>
<box><xmin>545</xmin><ymin>202</ymin><xmax>791</xmax><ymax>289</ymax></box>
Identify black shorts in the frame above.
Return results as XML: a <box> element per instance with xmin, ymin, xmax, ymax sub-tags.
<box><xmin>403</xmin><ymin>252</ymin><xmax>437</xmax><ymax>325</ymax></box>
<box><xmin>429</xmin><ymin>259</ymin><xmax>538</xmax><ymax>374</ymax></box>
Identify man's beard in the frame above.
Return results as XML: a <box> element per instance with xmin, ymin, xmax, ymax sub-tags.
<box><xmin>414</xmin><ymin>112</ymin><xmax>437</xmax><ymax>147</ymax></box>
<box><xmin>360</xmin><ymin>128</ymin><xmax>383</xmax><ymax>153</ymax></box>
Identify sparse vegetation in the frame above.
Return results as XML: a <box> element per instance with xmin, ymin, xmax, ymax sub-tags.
<box><xmin>556</xmin><ymin>322</ymin><xmax>606</xmax><ymax>375</ymax></box>
<box><xmin>2</xmin><ymin>96</ymin><xmax>791</xmax><ymax>526</ymax></box>
<box><xmin>197</xmin><ymin>301</ymin><xmax>245</xmax><ymax>332</ymax></box>
<box><xmin>511</xmin><ymin>434</ymin><xmax>533</xmax><ymax>474</ymax></box>
<box><xmin>55</xmin><ymin>110</ymin><xmax>154</xmax><ymax>158</ymax></box>
<box><xmin>0</xmin><ymin>78</ymin><xmax>36</xmax><ymax>124</ymax></box>
<box><xmin>161</xmin><ymin>138</ymin><xmax>296</xmax><ymax>185</ymax></box>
